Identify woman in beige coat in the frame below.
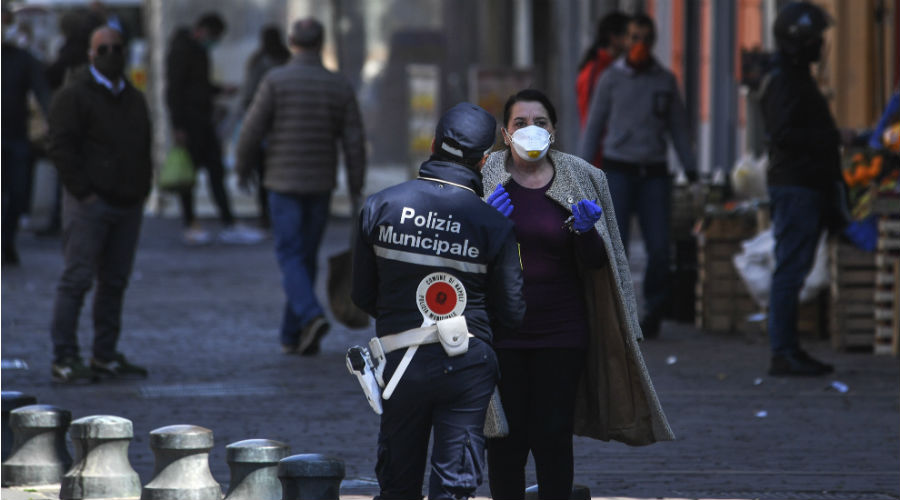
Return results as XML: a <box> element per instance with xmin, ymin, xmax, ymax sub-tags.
<box><xmin>482</xmin><ymin>89</ymin><xmax>673</xmax><ymax>499</ymax></box>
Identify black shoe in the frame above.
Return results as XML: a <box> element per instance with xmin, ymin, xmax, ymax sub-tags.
<box><xmin>90</xmin><ymin>352</ymin><xmax>148</xmax><ymax>379</ymax></box>
<box><xmin>2</xmin><ymin>246</ymin><xmax>20</xmax><ymax>266</ymax></box>
<box><xmin>298</xmin><ymin>315</ymin><xmax>330</xmax><ymax>356</ymax></box>
<box><xmin>52</xmin><ymin>357</ymin><xmax>97</xmax><ymax>384</ymax></box>
<box><xmin>768</xmin><ymin>351</ymin><xmax>833</xmax><ymax>377</ymax></box>
<box><xmin>640</xmin><ymin>315</ymin><xmax>661</xmax><ymax>339</ymax></box>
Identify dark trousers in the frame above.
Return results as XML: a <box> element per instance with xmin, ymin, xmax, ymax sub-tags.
<box><xmin>767</xmin><ymin>185</ymin><xmax>823</xmax><ymax>355</ymax></box>
<box><xmin>50</xmin><ymin>191</ymin><xmax>143</xmax><ymax>362</ymax></box>
<box><xmin>2</xmin><ymin>138</ymin><xmax>31</xmax><ymax>253</ymax></box>
<box><xmin>376</xmin><ymin>340</ymin><xmax>497</xmax><ymax>500</ymax></box>
<box><xmin>179</xmin><ymin>123</ymin><xmax>234</xmax><ymax>227</ymax></box>
<box><xmin>604</xmin><ymin>163</ymin><xmax>672</xmax><ymax>322</ymax></box>
<box><xmin>487</xmin><ymin>348</ymin><xmax>586</xmax><ymax>500</ymax></box>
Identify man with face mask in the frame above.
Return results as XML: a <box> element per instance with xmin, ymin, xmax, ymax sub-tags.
<box><xmin>577</xmin><ymin>13</ymin><xmax>697</xmax><ymax>339</ymax></box>
<box><xmin>759</xmin><ymin>1</ymin><xmax>841</xmax><ymax>376</ymax></box>
<box><xmin>46</xmin><ymin>26</ymin><xmax>152</xmax><ymax>383</ymax></box>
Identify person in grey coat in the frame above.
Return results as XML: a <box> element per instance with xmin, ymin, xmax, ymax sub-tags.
<box><xmin>235</xmin><ymin>18</ymin><xmax>366</xmax><ymax>356</ymax></box>
<box><xmin>577</xmin><ymin>13</ymin><xmax>698</xmax><ymax>338</ymax></box>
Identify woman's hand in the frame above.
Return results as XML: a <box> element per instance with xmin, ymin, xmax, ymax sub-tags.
<box><xmin>487</xmin><ymin>184</ymin><xmax>514</xmax><ymax>217</ymax></box>
<box><xmin>571</xmin><ymin>199</ymin><xmax>603</xmax><ymax>233</ymax></box>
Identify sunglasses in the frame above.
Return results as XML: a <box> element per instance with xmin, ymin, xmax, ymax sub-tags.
<box><xmin>95</xmin><ymin>44</ymin><xmax>124</xmax><ymax>56</ymax></box>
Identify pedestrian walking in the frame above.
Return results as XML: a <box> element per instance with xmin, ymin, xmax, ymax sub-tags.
<box><xmin>576</xmin><ymin>11</ymin><xmax>630</xmax><ymax>127</ymax></box>
<box><xmin>239</xmin><ymin>24</ymin><xmax>291</xmax><ymax>230</ymax></box>
<box><xmin>760</xmin><ymin>2</ymin><xmax>843</xmax><ymax>376</ymax></box>
<box><xmin>577</xmin><ymin>13</ymin><xmax>698</xmax><ymax>339</ymax></box>
<box><xmin>484</xmin><ymin>89</ymin><xmax>674</xmax><ymax>499</ymax></box>
<box><xmin>166</xmin><ymin>12</ymin><xmax>263</xmax><ymax>246</ymax></box>
<box><xmin>46</xmin><ymin>26</ymin><xmax>151</xmax><ymax>383</ymax></box>
<box><xmin>236</xmin><ymin>18</ymin><xmax>366</xmax><ymax>356</ymax></box>
<box><xmin>2</xmin><ymin>7</ymin><xmax>51</xmax><ymax>266</ymax></box>
<box><xmin>350</xmin><ymin>102</ymin><xmax>525</xmax><ymax>499</ymax></box>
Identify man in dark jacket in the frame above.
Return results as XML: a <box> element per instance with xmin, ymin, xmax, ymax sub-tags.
<box><xmin>166</xmin><ymin>12</ymin><xmax>262</xmax><ymax>246</ymax></box>
<box><xmin>236</xmin><ymin>18</ymin><xmax>366</xmax><ymax>355</ymax></box>
<box><xmin>351</xmin><ymin>102</ymin><xmax>525</xmax><ymax>499</ymax></box>
<box><xmin>2</xmin><ymin>12</ymin><xmax>51</xmax><ymax>265</ymax></box>
<box><xmin>47</xmin><ymin>26</ymin><xmax>151</xmax><ymax>383</ymax></box>
<box><xmin>761</xmin><ymin>1</ymin><xmax>840</xmax><ymax>376</ymax></box>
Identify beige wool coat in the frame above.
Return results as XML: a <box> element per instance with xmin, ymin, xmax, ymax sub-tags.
<box><xmin>482</xmin><ymin>149</ymin><xmax>675</xmax><ymax>446</ymax></box>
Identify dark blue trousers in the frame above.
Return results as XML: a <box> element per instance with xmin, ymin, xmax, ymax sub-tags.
<box><xmin>767</xmin><ymin>185</ymin><xmax>823</xmax><ymax>355</ymax></box>
<box><xmin>375</xmin><ymin>339</ymin><xmax>497</xmax><ymax>500</ymax></box>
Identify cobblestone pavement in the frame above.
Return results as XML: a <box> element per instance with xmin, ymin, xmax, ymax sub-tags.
<box><xmin>2</xmin><ymin>215</ymin><xmax>899</xmax><ymax>500</ymax></box>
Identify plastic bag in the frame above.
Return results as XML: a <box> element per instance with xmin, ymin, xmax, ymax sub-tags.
<box><xmin>732</xmin><ymin>228</ymin><xmax>829</xmax><ymax>308</ymax></box>
<box><xmin>158</xmin><ymin>147</ymin><xmax>195</xmax><ymax>192</ymax></box>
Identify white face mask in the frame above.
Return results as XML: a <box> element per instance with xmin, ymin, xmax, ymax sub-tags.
<box><xmin>508</xmin><ymin>125</ymin><xmax>552</xmax><ymax>162</ymax></box>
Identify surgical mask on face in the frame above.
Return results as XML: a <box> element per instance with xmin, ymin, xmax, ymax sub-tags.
<box><xmin>508</xmin><ymin>125</ymin><xmax>552</xmax><ymax>162</ymax></box>
<box><xmin>627</xmin><ymin>42</ymin><xmax>651</xmax><ymax>68</ymax></box>
<box><xmin>93</xmin><ymin>51</ymin><xmax>126</xmax><ymax>80</ymax></box>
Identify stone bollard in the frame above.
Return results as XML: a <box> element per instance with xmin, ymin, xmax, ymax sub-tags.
<box><xmin>2</xmin><ymin>391</ymin><xmax>38</xmax><ymax>460</ymax></box>
<box><xmin>61</xmin><ymin>415</ymin><xmax>141</xmax><ymax>500</ymax></box>
<box><xmin>141</xmin><ymin>425</ymin><xmax>222</xmax><ymax>500</ymax></box>
<box><xmin>524</xmin><ymin>483</ymin><xmax>591</xmax><ymax>500</ymax></box>
<box><xmin>223</xmin><ymin>439</ymin><xmax>289</xmax><ymax>500</ymax></box>
<box><xmin>1</xmin><ymin>404</ymin><xmax>73</xmax><ymax>487</ymax></box>
<box><xmin>277</xmin><ymin>454</ymin><xmax>344</xmax><ymax>500</ymax></box>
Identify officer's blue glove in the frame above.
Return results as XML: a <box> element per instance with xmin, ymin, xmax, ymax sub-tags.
<box><xmin>487</xmin><ymin>184</ymin><xmax>514</xmax><ymax>217</ymax></box>
<box><xmin>570</xmin><ymin>199</ymin><xmax>603</xmax><ymax>234</ymax></box>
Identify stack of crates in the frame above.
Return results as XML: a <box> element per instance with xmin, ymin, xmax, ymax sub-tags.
<box><xmin>875</xmin><ymin>216</ymin><xmax>900</xmax><ymax>355</ymax></box>
<box><xmin>829</xmin><ymin>239</ymin><xmax>879</xmax><ymax>351</ymax></box>
<box><xmin>695</xmin><ymin>210</ymin><xmax>762</xmax><ymax>333</ymax></box>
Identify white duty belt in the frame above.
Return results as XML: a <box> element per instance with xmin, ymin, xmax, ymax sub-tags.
<box><xmin>370</xmin><ymin>316</ymin><xmax>472</xmax><ymax>400</ymax></box>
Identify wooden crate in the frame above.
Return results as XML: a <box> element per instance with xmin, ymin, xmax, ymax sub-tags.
<box><xmin>874</xmin><ymin>216</ymin><xmax>900</xmax><ymax>356</ymax></box>
<box><xmin>695</xmin><ymin>237</ymin><xmax>758</xmax><ymax>333</ymax></box>
<box><xmin>829</xmin><ymin>239</ymin><xmax>878</xmax><ymax>351</ymax></box>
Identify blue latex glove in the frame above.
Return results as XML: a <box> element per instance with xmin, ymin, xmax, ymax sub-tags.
<box><xmin>570</xmin><ymin>199</ymin><xmax>603</xmax><ymax>234</ymax></box>
<box><xmin>843</xmin><ymin>217</ymin><xmax>878</xmax><ymax>252</ymax></box>
<box><xmin>487</xmin><ymin>184</ymin><xmax>514</xmax><ymax>217</ymax></box>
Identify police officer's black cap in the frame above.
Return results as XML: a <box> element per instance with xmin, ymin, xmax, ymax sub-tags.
<box><xmin>290</xmin><ymin>18</ymin><xmax>324</xmax><ymax>47</ymax></box>
<box><xmin>434</xmin><ymin>103</ymin><xmax>497</xmax><ymax>161</ymax></box>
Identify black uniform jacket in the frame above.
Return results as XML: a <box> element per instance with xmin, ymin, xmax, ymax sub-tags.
<box><xmin>352</xmin><ymin>159</ymin><xmax>525</xmax><ymax>343</ymax></box>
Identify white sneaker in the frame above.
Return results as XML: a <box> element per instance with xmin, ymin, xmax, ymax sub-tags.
<box><xmin>183</xmin><ymin>227</ymin><xmax>213</xmax><ymax>246</ymax></box>
<box><xmin>218</xmin><ymin>224</ymin><xmax>265</xmax><ymax>245</ymax></box>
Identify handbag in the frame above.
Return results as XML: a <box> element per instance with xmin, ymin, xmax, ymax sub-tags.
<box><xmin>327</xmin><ymin>249</ymin><xmax>370</xmax><ymax>329</ymax></box>
<box><xmin>483</xmin><ymin>385</ymin><xmax>509</xmax><ymax>438</ymax></box>
<box><xmin>158</xmin><ymin>147</ymin><xmax>195</xmax><ymax>192</ymax></box>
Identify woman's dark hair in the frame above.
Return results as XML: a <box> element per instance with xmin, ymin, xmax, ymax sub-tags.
<box><xmin>577</xmin><ymin>11</ymin><xmax>630</xmax><ymax>70</ymax></box>
<box><xmin>260</xmin><ymin>25</ymin><xmax>290</xmax><ymax>63</ymax></box>
<box><xmin>502</xmin><ymin>89</ymin><xmax>558</xmax><ymax>128</ymax></box>
<box><xmin>630</xmin><ymin>12</ymin><xmax>657</xmax><ymax>45</ymax></box>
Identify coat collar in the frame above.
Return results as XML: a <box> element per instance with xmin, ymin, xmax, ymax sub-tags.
<box><xmin>418</xmin><ymin>159</ymin><xmax>485</xmax><ymax>197</ymax></box>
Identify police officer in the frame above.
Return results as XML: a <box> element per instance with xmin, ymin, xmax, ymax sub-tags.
<box><xmin>352</xmin><ymin>102</ymin><xmax>525</xmax><ymax>499</ymax></box>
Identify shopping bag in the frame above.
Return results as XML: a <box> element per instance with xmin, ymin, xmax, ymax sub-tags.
<box><xmin>327</xmin><ymin>249</ymin><xmax>370</xmax><ymax>329</ymax></box>
<box><xmin>483</xmin><ymin>386</ymin><xmax>509</xmax><ymax>438</ymax></box>
<box><xmin>158</xmin><ymin>147</ymin><xmax>195</xmax><ymax>192</ymax></box>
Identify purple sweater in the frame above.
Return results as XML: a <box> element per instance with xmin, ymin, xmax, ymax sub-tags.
<box><xmin>494</xmin><ymin>178</ymin><xmax>607</xmax><ymax>349</ymax></box>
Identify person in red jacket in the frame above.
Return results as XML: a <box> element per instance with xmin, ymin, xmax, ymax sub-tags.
<box><xmin>575</xmin><ymin>11</ymin><xmax>630</xmax><ymax>168</ymax></box>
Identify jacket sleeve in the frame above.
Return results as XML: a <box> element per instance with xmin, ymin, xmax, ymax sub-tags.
<box><xmin>28</xmin><ymin>52</ymin><xmax>51</xmax><ymax>119</ymax></box>
<box><xmin>165</xmin><ymin>44</ymin><xmax>189</xmax><ymax>130</ymax></box>
<box><xmin>666</xmin><ymin>76</ymin><xmax>696</xmax><ymax>173</ymax></box>
<box><xmin>235</xmin><ymin>77</ymin><xmax>275</xmax><ymax>179</ymax></box>
<box><xmin>486</xmin><ymin>225</ymin><xmax>526</xmax><ymax>331</ymax></box>
<box><xmin>351</xmin><ymin>201</ymin><xmax>378</xmax><ymax>316</ymax></box>
<box><xmin>762</xmin><ymin>72</ymin><xmax>839</xmax><ymax>149</ymax></box>
<box><xmin>340</xmin><ymin>83</ymin><xmax>367</xmax><ymax>199</ymax></box>
<box><xmin>577</xmin><ymin>70</ymin><xmax>612</xmax><ymax>164</ymax></box>
<box><xmin>48</xmin><ymin>88</ymin><xmax>92</xmax><ymax>199</ymax></box>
